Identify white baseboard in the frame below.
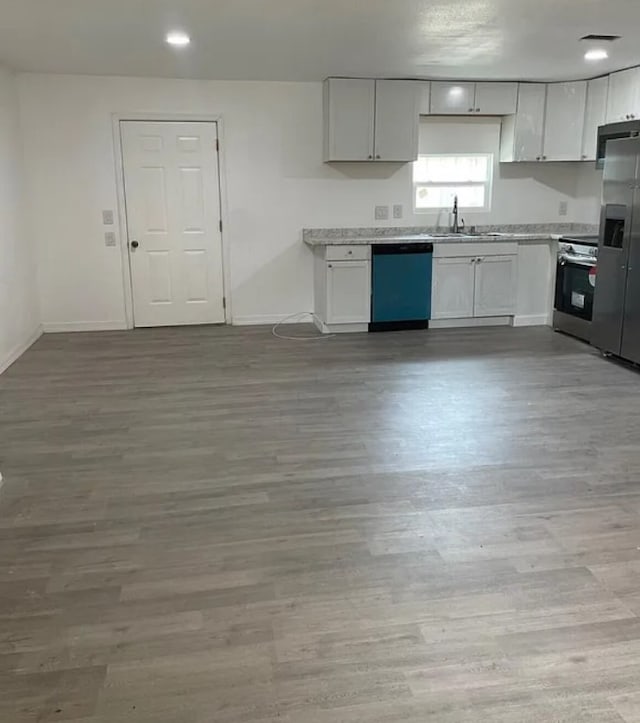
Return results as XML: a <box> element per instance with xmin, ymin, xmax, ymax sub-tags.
<box><xmin>232</xmin><ymin>313</ymin><xmax>314</xmax><ymax>326</ymax></box>
<box><xmin>0</xmin><ymin>326</ymin><xmax>43</xmax><ymax>375</ymax></box>
<box><xmin>512</xmin><ymin>314</ymin><xmax>551</xmax><ymax>327</ymax></box>
<box><xmin>42</xmin><ymin>321</ymin><xmax>128</xmax><ymax>333</ymax></box>
<box><xmin>429</xmin><ymin>316</ymin><xmax>512</xmax><ymax>329</ymax></box>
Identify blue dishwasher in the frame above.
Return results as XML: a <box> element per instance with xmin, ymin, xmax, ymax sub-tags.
<box><xmin>370</xmin><ymin>242</ymin><xmax>433</xmax><ymax>332</ymax></box>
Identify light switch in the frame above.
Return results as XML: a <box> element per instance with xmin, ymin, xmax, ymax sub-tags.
<box><xmin>393</xmin><ymin>204</ymin><xmax>403</xmax><ymax>219</ymax></box>
<box><xmin>559</xmin><ymin>201</ymin><xmax>568</xmax><ymax>217</ymax></box>
<box><xmin>104</xmin><ymin>232</ymin><xmax>117</xmax><ymax>247</ymax></box>
<box><xmin>375</xmin><ymin>205</ymin><xmax>389</xmax><ymax>221</ymax></box>
<box><xmin>102</xmin><ymin>210</ymin><xmax>114</xmax><ymax>225</ymax></box>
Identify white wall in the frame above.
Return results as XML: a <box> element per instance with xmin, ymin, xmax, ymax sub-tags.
<box><xmin>574</xmin><ymin>164</ymin><xmax>604</xmax><ymax>226</ymax></box>
<box><xmin>0</xmin><ymin>66</ymin><xmax>39</xmax><ymax>372</ymax></box>
<box><xmin>17</xmin><ymin>73</ymin><xmax>603</xmax><ymax>329</ymax></box>
<box><xmin>414</xmin><ymin>117</ymin><xmax>602</xmax><ymax>227</ymax></box>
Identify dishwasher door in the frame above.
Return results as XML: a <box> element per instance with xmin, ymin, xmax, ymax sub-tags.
<box><xmin>370</xmin><ymin>243</ymin><xmax>433</xmax><ymax>331</ymax></box>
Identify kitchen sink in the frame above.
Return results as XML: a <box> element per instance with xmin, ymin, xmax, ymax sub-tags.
<box><xmin>429</xmin><ymin>232</ymin><xmax>479</xmax><ymax>238</ymax></box>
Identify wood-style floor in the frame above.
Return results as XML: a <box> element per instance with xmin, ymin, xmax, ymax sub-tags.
<box><xmin>2</xmin><ymin>325</ymin><xmax>640</xmax><ymax>722</ymax></box>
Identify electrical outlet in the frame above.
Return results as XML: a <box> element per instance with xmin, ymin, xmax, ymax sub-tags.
<box><xmin>102</xmin><ymin>210</ymin><xmax>114</xmax><ymax>225</ymax></box>
<box><xmin>104</xmin><ymin>232</ymin><xmax>117</xmax><ymax>247</ymax></box>
<box><xmin>559</xmin><ymin>201</ymin><xmax>568</xmax><ymax>217</ymax></box>
<box><xmin>393</xmin><ymin>204</ymin><xmax>403</xmax><ymax>219</ymax></box>
<box><xmin>375</xmin><ymin>205</ymin><xmax>389</xmax><ymax>221</ymax></box>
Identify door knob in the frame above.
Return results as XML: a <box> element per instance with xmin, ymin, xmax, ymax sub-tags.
<box><xmin>130</xmin><ymin>240</ymin><xmax>139</xmax><ymax>249</ymax></box>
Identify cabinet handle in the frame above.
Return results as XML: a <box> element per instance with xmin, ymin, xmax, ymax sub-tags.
<box><xmin>542</xmin><ymin>155</ymin><xmax>547</xmax><ymax>160</ymax></box>
<box><xmin>536</xmin><ymin>156</ymin><xmax>541</xmax><ymax>161</ymax></box>
<box><xmin>475</xmin><ymin>108</ymin><xmax>480</xmax><ymax>112</ymax></box>
<box><xmin>368</xmin><ymin>155</ymin><xmax>373</xmax><ymax>159</ymax></box>
<box><xmin>468</xmin><ymin>108</ymin><xmax>474</xmax><ymax>113</ymax></box>
<box><xmin>581</xmin><ymin>154</ymin><xmax>587</xmax><ymax>159</ymax></box>
<box><xmin>477</xmin><ymin>257</ymin><xmax>483</xmax><ymax>263</ymax></box>
<box><xmin>328</xmin><ymin>264</ymin><xmax>333</xmax><ymax>268</ymax></box>
<box><xmin>376</xmin><ymin>154</ymin><xmax>381</xmax><ymax>159</ymax></box>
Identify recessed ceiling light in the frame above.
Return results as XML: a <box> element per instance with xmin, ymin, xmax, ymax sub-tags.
<box><xmin>166</xmin><ymin>31</ymin><xmax>191</xmax><ymax>48</ymax></box>
<box><xmin>585</xmin><ymin>48</ymin><xmax>609</xmax><ymax>61</ymax></box>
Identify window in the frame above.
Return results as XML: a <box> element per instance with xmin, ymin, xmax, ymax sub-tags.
<box><xmin>413</xmin><ymin>153</ymin><xmax>493</xmax><ymax>212</ymax></box>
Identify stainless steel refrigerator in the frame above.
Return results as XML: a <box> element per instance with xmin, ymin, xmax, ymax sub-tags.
<box><xmin>592</xmin><ymin>137</ymin><xmax>640</xmax><ymax>364</ymax></box>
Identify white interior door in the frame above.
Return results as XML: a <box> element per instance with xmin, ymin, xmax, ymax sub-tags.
<box><xmin>121</xmin><ymin>121</ymin><xmax>225</xmax><ymax>327</ymax></box>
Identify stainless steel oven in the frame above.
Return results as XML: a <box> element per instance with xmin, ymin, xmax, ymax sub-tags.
<box><xmin>553</xmin><ymin>237</ymin><xmax>598</xmax><ymax>342</ymax></box>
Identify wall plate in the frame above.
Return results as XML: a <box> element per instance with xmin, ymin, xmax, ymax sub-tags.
<box><xmin>375</xmin><ymin>205</ymin><xmax>389</xmax><ymax>221</ymax></box>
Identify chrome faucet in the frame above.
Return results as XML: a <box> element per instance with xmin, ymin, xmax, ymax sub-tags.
<box><xmin>451</xmin><ymin>195</ymin><xmax>464</xmax><ymax>234</ymax></box>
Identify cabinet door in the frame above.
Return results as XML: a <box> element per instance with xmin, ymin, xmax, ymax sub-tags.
<box><xmin>374</xmin><ymin>80</ymin><xmax>420</xmax><ymax>161</ymax></box>
<box><xmin>474</xmin><ymin>255</ymin><xmax>517</xmax><ymax>317</ymax></box>
<box><xmin>512</xmin><ymin>84</ymin><xmax>546</xmax><ymax>161</ymax></box>
<box><xmin>323</xmin><ymin>78</ymin><xmax>375</xmax><ymax>161</ymax></box>
<box><xmin>432</xmin><ymin>257</ymin><xmax>476</xmax><ymax>319</ymax></box>
<box><xmin>417</xmin><ymin>81</ymin><xmax>431</xmax><ymax>115</ymax></box>
<box><xmin>582</xmin><ymin>76</ymin><xmax>609</xmax><ymax>161</ymax></box>
<box><xmin>543</xmin><ymin>81</ymin><xmax>587</xmax><ymax>161</ymax></box>
<box><xmin>474</xmin><ymin>83</ymin><xmax>518</xmax><ymax>115</ymax></box>
<box><xmin>325</xmin><ymin>260</ymin><xmax>371</xmax><ymax>324</ymax></box>
<box><xmin>430</xmin><ymin>82</ymin><xmax>476</xmax><ymax>115</ymax></box>
<box><xmin>606</xmin><ymin>69</ymin><xmax>640</xmax><ymax>123</ymax></box>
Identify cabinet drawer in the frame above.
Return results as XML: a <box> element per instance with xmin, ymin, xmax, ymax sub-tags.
<box><xmin>433</xmin><ymin>242</ymin><xmax>518</xmax><ymax>258</ymax></box>
<box><xmin>325</xmin><ymin>245</ymin><xmax>371</xmax><ymax>261</ymax></box>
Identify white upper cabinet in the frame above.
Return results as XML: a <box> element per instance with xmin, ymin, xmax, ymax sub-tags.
<box><xmin>474</xmin><ymin>83</ymin><xmax>518</xmax><ymax>115</ymax></box>
<box><xmin>417</xmin><ymin>81</ymin><xmax>431</xmax><ymax>115</ymax></box>
<box><xmin>543</xmin><ymin>81</ymin><xmax>587</xmax><ymax>161</ymax></box>
<box><xmin>430</xmin><ymin>82</ymin><xmax>476</xmax><ymax>114</ymax></box>
<box><xmin>606</xmin><ymin>68</ymin><xmax>640</xmax><ymax>123</ymax></box>
<box><xmin>374</xmin><ymin>80</ymin><xmax>420</xmax><ymax>162</ymax></box>
<box><xmin>323</xmin><ymin>78</ymin><xmax>419</xmax><ymax>162</ymax></box>
<box><xmin>430</xmin><ymin>82</ymin><xmax>518</xmax><ymax>115</ymax></box>
<box><xmin>582</xmin><ymin>76</ymin><xmax>609</xmax><ymax>160</ymax></box>
<box><xmin>323</xmin><ymin>78</ymin><xmax>375</xmax><ymax>161</ymax></box>
<box><xmin>500</xmin><ymin>83</ymin><xmax>546</xmax><ymax>162</ymax></box>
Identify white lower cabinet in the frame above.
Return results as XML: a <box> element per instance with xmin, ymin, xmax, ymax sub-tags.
<box><xmin>432</xmin><ymin>244</ymin><xmax>518</xmax><ymax>323</ymax></box>
<box><xmin>474</xmin><ymin>255</ymin><xmax>517</xmax><ymax>317</ymax></box>
<box><xmin>313</xmin><ymin>246</ymin><xmax>371</xmax><ymax>332</ymax></box>
<box><xmin>432</xmin><ymin>257</ymin><xmax>476</xmax><ymax>319</ymax></box>
<box><xmin>326</xmin><ymin>260</ymin><xmax>371</xmax><ymax>324</ymax></box>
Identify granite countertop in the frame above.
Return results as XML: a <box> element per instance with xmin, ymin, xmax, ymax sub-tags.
<box><xmin>303</xmin><ymin>224</ymin><xmax>599</xmax><ymax>247</ymax></box>
<box><xmin>304</xmin><ymin>233</ymin><xmax>560</xmax><ymax>247</ymax></box>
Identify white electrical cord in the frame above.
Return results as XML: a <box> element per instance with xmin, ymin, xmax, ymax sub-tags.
<box><xmin>271</xmin><ymin>312</ymin><xmax>334</xmax><ymax>341</ymax></box>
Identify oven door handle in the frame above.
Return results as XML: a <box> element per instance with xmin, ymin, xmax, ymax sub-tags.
<box><xmin>559</xmin><ymin>254</ymin><xmax>597</xmax><ymax>268</ymax></box>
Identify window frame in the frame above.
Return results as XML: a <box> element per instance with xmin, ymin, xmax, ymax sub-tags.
<box><xmin>412</xmin><ymin>152</ymin><xmax>494</xmax><ymax>214</ymax></box>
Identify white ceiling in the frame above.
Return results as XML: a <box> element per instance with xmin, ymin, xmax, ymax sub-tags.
<box><xmin>1</xmin><ymin>0</ymin><xmax>639</xmax><ymax>83</ymax></box>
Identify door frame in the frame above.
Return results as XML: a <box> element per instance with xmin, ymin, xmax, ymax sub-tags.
<box><xmin>111</xmin><ymin>113</ymin><xmax>232</xmax><ymax>329</ymax></box>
